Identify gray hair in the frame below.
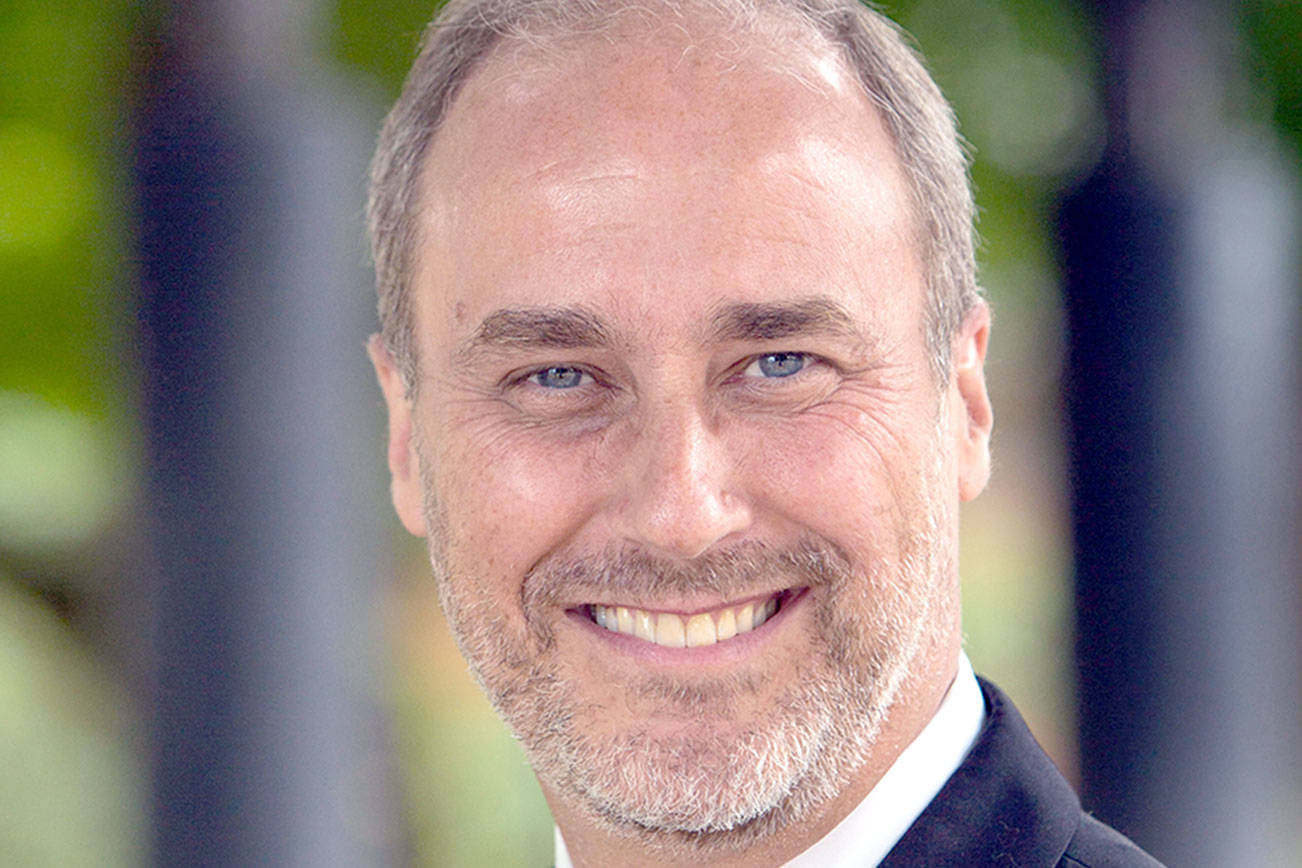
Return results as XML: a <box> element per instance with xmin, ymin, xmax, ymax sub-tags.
<box><xmin>367</xmin><ymin>0</ymin><xmax>978</xmax><ymax>391</ymax></box>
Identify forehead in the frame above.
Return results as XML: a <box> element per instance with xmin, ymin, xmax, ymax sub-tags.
<box><xmin>412</xmin><ymin>16</ymin><xmax>921</xmax><ymax>342</ymax></box>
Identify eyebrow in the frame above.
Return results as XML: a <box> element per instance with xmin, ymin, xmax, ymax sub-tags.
<box><xmin>707</xmin><ymin>298</ymin><xmax>865</xmax><ymax>343</ymax></box>
<box><xmin>456</xmin><ymin>306</ymin><xmax>613</xmax><ymax>362</ymax></box>
<box><xmin>455</xmin><ymin>296</ymin><xmax>872</xmax><ymax>365</ymax></box>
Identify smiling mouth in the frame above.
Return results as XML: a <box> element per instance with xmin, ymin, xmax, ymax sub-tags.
<box><xmin>585</xmin><ymin>590</ymin><xmax>797</xmax><ymax>649</ymax></box>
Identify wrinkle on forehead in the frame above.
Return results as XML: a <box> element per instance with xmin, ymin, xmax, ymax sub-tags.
<box><xmin>424</xmin><ymin>14</ymin><xmax>876</xmax><ymax>195</ymax></box>
<box><xmin>428</xmin><ymin>72</ymin><xmax>903</xmax><ymax>229</ymax></box>
<box><xmin>531</xmin><ymin>160</ymin><xmax>643</xmax><ymax>227</ymax></box>
<box><xmin>410</xmin><ymin>12</ymin><xmax>921</xmax><ymax>338</ymax></box>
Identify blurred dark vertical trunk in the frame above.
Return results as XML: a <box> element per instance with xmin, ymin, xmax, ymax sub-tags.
<box><xmin>1059</xmin><ymin>0</ymin><xmax>1301</xmax><ymax>864</ymax></box>
<box><xmin>132</xmin><ymin>1</ymin><xmax>402</xmax><ymax>865</ymax></box>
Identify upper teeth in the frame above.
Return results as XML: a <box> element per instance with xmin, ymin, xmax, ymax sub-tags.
<box><xmin>590</xmin><ymin>597</ymin><xmax>780</xmax><ymax>648</ymax></box>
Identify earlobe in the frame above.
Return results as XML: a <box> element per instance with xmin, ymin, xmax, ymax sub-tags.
<box><xmin>951</xmin><ymin>301</ymin><xmax>993</xmax><ymax>502</ymax></box>
<box><xmin>367</xmin><ymin>334</ymin><xmax>429</xmax><ymax>536</ymax></box>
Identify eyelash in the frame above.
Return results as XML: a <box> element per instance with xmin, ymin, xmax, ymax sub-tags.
<box><xmin>740</xmin><ymin>351</ymin><xmax>814</xmax><ymax>380</ymax></box>
<box><xmin>510</xmin><ymin>351</ymin><xmax>824</xmax><ymax>393</ymax></box>
<box><xmin>503</xmin><ymin>364</ymin><xmax>601</xmax><ymax>393</ymax></box>
<box><xmin>528</xmin><ymin>365</ymin><xmax>592</xmax><ymax>389</ymax></box>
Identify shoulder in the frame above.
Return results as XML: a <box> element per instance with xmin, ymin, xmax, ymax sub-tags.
<box><xmin>882</xmin><ymin>678</ymin><xmax>1163</xmax><ymax>867</ymax></box>
<box><xmin>1058</xmin><ymin>812</ymin><xmax>1163</xmax><ymax>868</ymax></box>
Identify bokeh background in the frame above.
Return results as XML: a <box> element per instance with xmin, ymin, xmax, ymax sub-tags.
<box><xmin>1</xmin><ymin>0</ymin><xmax>1298</xmax><ymax>865</ymax></box>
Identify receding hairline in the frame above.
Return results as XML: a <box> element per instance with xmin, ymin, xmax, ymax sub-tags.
<box><xmin>369</xmin><ymin>0</ymin><xmax>979</xmax><ymax>392</ymax></box>
<box><xmin>405</xmin><ymin>8</ymin><xmax>919</xmax><ymax>300</ymax></box>
<box><xmin>407</xmin><ymin>3</ymin><xmax>843</xmax><ymax>178</ymax></box>
<box><xmin>407</xmin><ymin>10</ymin><xmax>885</xmax><ymax>218</ymax></box>
<box><xmin>452</xmin><ymin>1</ymin><xmax>843</xmax><ymax>84</ymax></box>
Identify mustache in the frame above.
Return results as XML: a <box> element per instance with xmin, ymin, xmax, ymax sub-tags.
<box><xmin>521</xmin><ymin>538</ymin><xmax>854</xmax><ymax>613</ymax></box>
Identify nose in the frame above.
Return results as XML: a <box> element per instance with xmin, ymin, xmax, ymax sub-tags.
<box><xmin>610</xmin><ymin>399</ymin><xmax>752</xmax><ymax>560</ymax></box>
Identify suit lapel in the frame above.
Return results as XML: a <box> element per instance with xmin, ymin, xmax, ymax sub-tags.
<box><xmin>880</xmin><ymin>679</ymin><xmax>1080</xmax><ymax>867</ymax></box>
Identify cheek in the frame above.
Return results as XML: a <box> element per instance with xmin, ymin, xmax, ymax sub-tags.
<box><xmin>432</xmin><ymin>418</ymin><xmax>610</xmax><ymax>583</ymax></box>
<box><xmin>750</xmin><ymin>424</ymin><xmax>878</xmax><ymax>542</ymax></box>
<box><xmin>740</xmin><ymin>407</ymin><xmax>930</xmax><ymax>555</ymax></box>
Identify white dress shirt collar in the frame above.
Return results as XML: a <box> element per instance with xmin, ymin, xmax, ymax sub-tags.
<box><xmin>779</xmin><ymin>650</ymin><xmax>985</xmax><ymax>867</ymax></box>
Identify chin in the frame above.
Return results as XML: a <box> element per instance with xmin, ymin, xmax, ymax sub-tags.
<box><xmin>487</xmin><ymin>587</ymin><xmax>925</xmax><ymax>854</ymax></box>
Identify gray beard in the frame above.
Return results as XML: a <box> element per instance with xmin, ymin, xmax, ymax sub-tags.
<box><xmin>414</xmin><ymin>433</ymin><xmax>952</xmax><ymax>854</ymax></box>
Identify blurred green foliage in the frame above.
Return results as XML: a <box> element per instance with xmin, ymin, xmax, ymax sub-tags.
<box><xmin>0</xmin><ymin>0</ymin><xmax>135</xmax><ymax>416</ymax></box>
<box><xmin>0</xmin><ymin>0</ymin><xmax>144</xmax><ymax>863</ymax></box>
<box><xmin>0</xmin><ymin>577</ymin><xmax>146</xmax><ymax>866</ymax></box>
<box><xmin>1244</xmin><ymin>0</ymin><xmax>1302</xmax><ymax>159</ymax></box>
<box><xmin>331</xmin><ymin>0</ymin><xmax>442</xmax><ymax>96</ymax></box>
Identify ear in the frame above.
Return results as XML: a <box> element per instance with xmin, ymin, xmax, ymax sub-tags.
<box><xmin>949</xmin><ymin>301</ymin><xmax>993</xmax><ymax>502</ymax></box>
<box><xmin>367</xmin><ymin>334</ymin><xmax>428</xmax><ymax>536</ymax></box>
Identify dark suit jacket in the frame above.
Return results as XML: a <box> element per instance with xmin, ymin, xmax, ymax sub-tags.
<box><xmin>881</xmin><ymin>678</ymin><xmax>1162</xmax><ymax>867</ymax></box>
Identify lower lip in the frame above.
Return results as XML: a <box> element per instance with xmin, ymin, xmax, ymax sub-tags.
<box><xmin>566</xmin><ymin>588</ymin><xmax>809</xmax><ymax>665</ymax></box>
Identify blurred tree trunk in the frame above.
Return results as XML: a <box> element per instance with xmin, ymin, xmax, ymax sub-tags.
<box><xmin>132</xmin><ymin>1</ymin><xmax>404</xmax><ymax>864</ymax></box>
<box><xmin>1060</xmin><ymin>1</ymin><xmax>1302</xmax><ymax>864</ymax></box>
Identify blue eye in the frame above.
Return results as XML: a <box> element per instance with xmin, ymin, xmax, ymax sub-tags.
<box><xmin>532</xmin><ymin>366</ymin><xmax>586</xmax><ymax>389</ymax></box>
<box><xmin>745</xmin><ymin>352</ymin><xmax>807</xmax><ymax>378</ymax></box>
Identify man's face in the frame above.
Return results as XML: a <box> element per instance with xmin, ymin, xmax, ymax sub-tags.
<box><xmin>373</xmin><ymin>23</ymin><xmax>991</xmax><ymax>846</ymax></box>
